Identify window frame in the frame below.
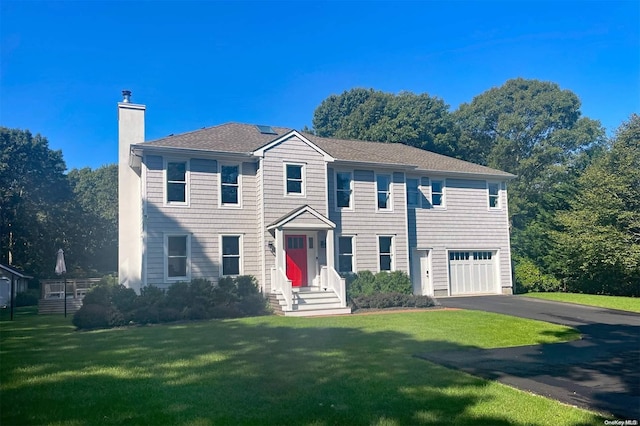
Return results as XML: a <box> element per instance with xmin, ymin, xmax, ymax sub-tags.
<box><xmin>430</xmin><ymin>178</ymin><xmax>445</xmax><ymax>208</ymax></box>
<box><xmin>220</xmin><ymin>234</ymin><xmax>243</xmax><ymax>277</ymax></box>
<box><xmin>338</xmin><ymin>235</ymin><xmax>355</xmax><ymax>273</ymax></box>
<box><xmin>487</xmin><ymin>181</ymin><xmax>501</xmax><ymax>210</ymax></box>
<box><xmin>219</xmin><ymin>162</ymin><xmax>242</xmax><ymax>208</ymax></box>
<box><xmin>375</xmin><ymin>173</ymin><xmax>393</xmax><ymax>211</ymax></box>
<box><xmin>164</xmin><ymin>234</ymin><xmax>191</xmax><ymax>282</ymax></box>
<box><xmin>283</xmin><ymin>162</ymin><xmax>306</xmax><ymax>197</ymax></box>
<box><xmin>406</xmin><ymin>177</ymin><xmax>420</xmax><ymax>208</ymax></box>
<box><xmin>377</xmin><ymin>235</ymin><xmax>394</xmax><ymax>272</ymax></box>
<box><xmin>164</xmin><ymin>159</ymin><xmax>190</xmax><ymax>206</ymax></box>
<box><xmin>335</xmin><ymin>170</ymin><xmax>354</xmax><ymax>210</ymax></box>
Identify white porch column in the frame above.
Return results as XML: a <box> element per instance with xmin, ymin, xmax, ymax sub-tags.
<box><xmin>275</xmin><ymin>228</ymin><xmax>284</xmax><ymax>270</ymax></box>
<box><xmin>326</xmin><ymin>228</ymin><xmax>335</xmax><ymax>270</ymax></box>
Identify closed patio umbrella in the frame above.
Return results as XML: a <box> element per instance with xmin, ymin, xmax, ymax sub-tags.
<box><xmin>55</xmin><ymin>249</ymin><xmax>67</xmax><ymax>317</ymax></box>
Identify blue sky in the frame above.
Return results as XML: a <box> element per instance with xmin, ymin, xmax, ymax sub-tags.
<box><xmin>1</xmin><ymin>1</ymin><xmax>638</xmax><ymax>171</ymax></box>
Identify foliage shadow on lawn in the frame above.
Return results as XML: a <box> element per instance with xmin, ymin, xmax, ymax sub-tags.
<box><xmin>1</xmin><ymin>311</ymin><xmax>600</xmax><ymax>426</ymax></box>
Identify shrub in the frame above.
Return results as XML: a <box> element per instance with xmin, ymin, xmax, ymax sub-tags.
<box><xmin>83</xmin><ymin>284</ymin><xmax>113</xmax><ymax>307</ymax></box>
<box><xmin>210</xmin><ymin>304</ymin><xmax>243</xmax><ymax>319</ymax></box>
<box><xmin>136</xmin><ymin>285</ymin><xmax>165</xmax><ymax>308</ymax></box>
<box><xmin>111</xmin><ymin>285</ymin><xmax>137</xmax><ymax>314</ymax></box>
<box><xmin>130</xmin><ymin>306</ymin><xmax>160</xmax><ymax>324</ymax></box>
<box><xmin>158</xmin><ymin>307</ymin><xmax>182</xmax><ymax>323</ymax></box>
<box><xmin>213</xmin><ymin>276</ymin><xmax>238</xmax><ymax>306</ymax></box>
<box><xmin>237</xmin><ymin>293</ymin><xmax>268</xmax><ymax>316</ymax></box>
<box><xmin>514</xmin><ymin>257</ymin><xmax>561</xmax><ymax>294</ymax></box>
<box><xmin>190</xmin><ymin>278</ymin><xmax>215</xmax><ymax>307</ymax></box>
<box><xmin>347</xmin><ymin>270</ymin><xmax>412</xmax><ymax>299</ymax></box>
<box><xmin>15</xmin><ymin>290</ymin><xmax>39</xmax><ymax>307</ymax></box>
<box><xmin>73</xmin><ymin>304</ymin><xmax>111</xmax><ymax>329</ymax></box>
<box><xmin>351</xmin><ymin>293</ymin><xmax>436</xmax><ymax>311</ymax></box>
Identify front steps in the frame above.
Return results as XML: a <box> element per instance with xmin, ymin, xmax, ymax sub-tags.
<box><xmin>269</xmin><ymin>288</ymin><xmax>351</xmax><ymax>317</ymax></box>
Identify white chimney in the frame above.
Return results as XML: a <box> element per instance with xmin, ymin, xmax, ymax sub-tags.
<box><xmin>118</xmin><ymin>90</ymin><xmax>145</xmax><ymax>293</ymax></box>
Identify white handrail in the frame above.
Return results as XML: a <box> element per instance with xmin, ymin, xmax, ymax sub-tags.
<box><xmin>271</xmin><ymin>267</ymin><xmax>293</xmax><ymax>311</ymax></box>
<box><xmin>322</xmin><ymin>266</ymin><xmax>347</xmax><ymax>308</ymax></box>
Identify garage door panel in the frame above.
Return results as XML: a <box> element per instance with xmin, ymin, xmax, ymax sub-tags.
<box><xmin>449</xmin><ymin>251</ymin><xmax>496</xmax><ymax>295</ymax></box>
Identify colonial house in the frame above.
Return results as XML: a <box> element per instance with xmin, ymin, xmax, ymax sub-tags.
<box><xmin>118</xmin><ymin>92</ymin><xmax>515</xmax><ymax>316</ymax></box>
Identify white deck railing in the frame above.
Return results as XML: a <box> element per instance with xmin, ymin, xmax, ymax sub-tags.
<box><xmin>321</xmin><ymin>266</ymin><xmax>347</xmax><ymax>308</ymax></box>
<box><xmin>271</xmin><ymin>267</ymin><xmax>293</xmax><ymax>311</ymax></box>
<box><xmin>41</xmin><ymin>278</ymin><xmax>101</xmax><ymax>299</ymax></box>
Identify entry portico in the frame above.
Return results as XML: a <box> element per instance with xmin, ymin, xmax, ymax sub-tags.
<box><xmin>267</xmin><ymin>205</ymin><xmax>349</xmax><ymax>315</ymax></box>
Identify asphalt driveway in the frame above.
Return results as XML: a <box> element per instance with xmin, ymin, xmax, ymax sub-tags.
<box><xmin>416</xmin><ymin>295</ymin><xmax>640</xmax><ymax>419</ymax></box>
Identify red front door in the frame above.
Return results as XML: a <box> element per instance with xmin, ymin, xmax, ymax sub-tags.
<box><xmin>286</xmin><ymin>235</ymin><xmax>307</xmax><ymax>287</ymax></box>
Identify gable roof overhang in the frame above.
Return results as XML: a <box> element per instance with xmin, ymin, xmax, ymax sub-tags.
<box><xmin>0</xmin><ymin>264</ymin><xmax>33</xmax><ymax>280</ymax></box>
<box><xmin>131</xmin><ymin>144</ymin><xmax>256</xmax><ymax>163</ymax></box>
<box><xmin>266</xmin><ymin>205</ymin><xmax>336</xmax><ymax>231</ymax></box>
<box><xmin>253</xmin><ymin>130</ymin><xmax>335</xmax><ymax>162</ymax></box>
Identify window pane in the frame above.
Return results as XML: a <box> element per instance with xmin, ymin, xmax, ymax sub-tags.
<box><xmin>337</xmin><ymin>191</ymin><xmax>351</xmax><ymax>208</ymax></box>
<box><xmin>337</xmin><ymin>173</ymin><xmax>351</xmax><ymax>190</ymax></box>
<box><xmin>222</xmin><ymin>186</ymin><xmax>238</xmax><ymax>204</ymax></box>
<box><xmin>223</xmin><ymin>257</ymin><xmax>240</xmax><ymax>275</ymax></box>
<box><xmin>432</xmin><ymin>181</ymin><xmax>442</xmax><ymax>193</ymax></box>
<box><xmin>287</xmin><ymin>180</ymin><xmax>302</xmax><ymax>194</ymax></box>
<box><xmin>489</xmin><ymin>183</ymin><xmax>499</xmax><ymax>196</ymax></box>
<box><xmin>222</xmin><ymin>236</ymin><xmax>239</xmax><ymax>256</ymax></box>
<box><xmin>168</xmin><ymin>257</ymin><xmax>187</xmax><ymax>277</ymax></box>
<box><xmin>167</xmin><ymin>182</ymin><xmax>186</xmax><ymax>202</ymax></box>
<box><xmin>377</xmin><ymin>175</ymin><xmax>389</xmax><ymax>191</ymax></box>
<box><xmin>378</xmin><ymin>192</ymin><xmax>389</xmax><ymax>209</ymax></box>
<box><xmin>379</xmin><ymin>236</ymin><xmax>392</xmax><ymax>253</ymax></box>
<box><xmin>489</xmin><ymin>196</ymin><xmax>498</xmax><ymax>208</ymax></box>
<box><xmin>432</xmin><ymin>194</ymin><xmax>442</xmax><ymax>206</ymax></box>
<box><xmin>168</xmin><ymin>236</ymin><xmax>187</xmax><ymax>256</ymax></box>
<box><xmin>339</xmin><ymin>256</ymin><xmax>352</xmax><ymax>273</ymax></box>
<box><xmin>167</xmin><ymin>162</ymin><xmax>186</xmax><ymax>181</ymax></box>
<box><xmin>380</xmin><ymin>255</ymin><xmax>392</xmax><ymax>271</ymax></box>
<box><xmin>339</xmin><ymin>237</ymin><xmax>352</xmax><ymax>254</ymax></box>
<box><xmin>287</xmin><ymin>164</ymin><xmax>302</xmax><ymax>180</ymax></box>
<box><xmin>221</xmin><ymin>165</ymin><xmax>238</xmax><ymax>184</ymax></box>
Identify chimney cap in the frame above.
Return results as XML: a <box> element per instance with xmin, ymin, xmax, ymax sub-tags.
<box><xmin>122</xmin><ymin>90</ymin><xmax>132</xmax><ymax>103</ymax></box>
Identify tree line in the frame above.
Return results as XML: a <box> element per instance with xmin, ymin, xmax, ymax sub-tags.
<box><xmin>1</xmin><ymin>78</ymin><xmax>637</xmax><ymax>295</ymax></box>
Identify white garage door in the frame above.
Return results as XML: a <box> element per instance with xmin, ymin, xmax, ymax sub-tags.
<box><xmin>449</xmin><ymin>251</ymin><xmax>496</xmax><ymax>295</ymax></box>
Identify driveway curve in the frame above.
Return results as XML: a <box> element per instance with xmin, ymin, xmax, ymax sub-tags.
<box><xmin>417</xmin><ymin>295</ymin><xmax>640</xmax><ymax>419</ymax></box>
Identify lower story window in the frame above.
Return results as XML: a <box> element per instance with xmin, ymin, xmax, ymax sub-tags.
<box><xmin>167</xmin><ymin>235</ymin><xmax>188</xmax><ymax>278</ymax></box>
<box><xmin>379</xmin><ymin>236</ymin><xmax>393</xmax><ymax>271</ymax></box>
<box><xmin>338</xmin><ymin>236</ymin><xmax>354</xmax><ymax>273</ymax></box>
<box><xmin>222</xmin><ymin>235</ymin><xmax>241</xmax><ymax>275</ymax></box>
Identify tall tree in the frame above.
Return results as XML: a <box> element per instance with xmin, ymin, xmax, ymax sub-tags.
<box><xmin>554</xmin><ymin>115</ymin><xmax>640</xmax><ymax>296</ymax></box>
<box><xmin>0</xmin><ymin>127</ymin><xmax>73</xmax><ymax>277</ymax></box>
<box><xmin>312</xmin><ymin>88</ymin><xmax>458</xmax><ymax>156</ymax></box>
<box><xmin>67</xmin><ymin>165</ymin><xmax>118</xmax><ymax>274</ymax></box>
<box><xmin>453</xmin><ymin>79</ymin><xmax>605</xmax><ymax>276</ymax></box>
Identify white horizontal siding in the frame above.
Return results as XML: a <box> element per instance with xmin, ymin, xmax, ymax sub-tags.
<box><xmin>144</xmin><ymin>155</ymin><xmax>260</xmax><ymax>287</ymax></box>
<box><xmin>411</xmin><ymin>177</ymin><xmax>512</xmax><ymax>295</ymax></box>
<box><xmin>329</xmin><ymin>168</ymin><xmax>408</xmax><ymax>273</ymax></box>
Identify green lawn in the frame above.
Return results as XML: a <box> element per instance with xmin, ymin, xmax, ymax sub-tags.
<box><xmin>523</xmin><ymin>292</ymin><xmax>640</xmax><ymax>313</ymax></box>
<box><xmin>1</xmin><ymin>307</ymin><xmax>602</xmax><ymax>425</ymax></box>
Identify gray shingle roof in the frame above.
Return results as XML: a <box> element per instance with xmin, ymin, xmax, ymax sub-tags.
<box><xmin>138</xmin><ymin>122</ymin><xmax>514</xmax><ymax>178</ymax></box>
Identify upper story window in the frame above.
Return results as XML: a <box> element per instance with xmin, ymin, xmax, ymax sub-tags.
<box><xmin>167</xmin><ymin>235</ymin><xmax>189</xmax><ymax>280</ymax></box>
<box><xmin>166</xmin><ymin>161</ymin><xmax>188</xmax><ymax>204</ymax></box>
<box><xmin>338</xmin><ymin>236</ymin><xmax>354</xmax><ymax>273</ymax></box>
<box><xmin>336</xmin><ymin>171</ymin><xmax>353</xmax><ymax>209</ymax></box>
<box><xmin>488</xmin><ymin>182</ymin><xmax>500</xmax><ymax>209</ymax></box>
<box><xmin>407</xmin><ymin>178</ymin><xmax>419</xmax><ymax>207</ymax></box>
<box><xmin>431</xmin><ymin>179</ymin><xmax>444</xmax><ymax>207</ymax></box>
<box><xmin>376</xmin><ymin>174</ymin><xmax>392</xmax><ymax>210</ymax></box>
<box><xmin>378</xmin><ymin>236</ymin><xmax>394</xmax><ymax>271</ymax></box>
<box><xmin>285</xmin><ymin>163</ymin><xmax>305</xmax><ymax>196</ymax></box>
<box><xmin>220</xmin><ymin>164</ymin><xmax>241</xmax><ymax>206</ymax></box>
